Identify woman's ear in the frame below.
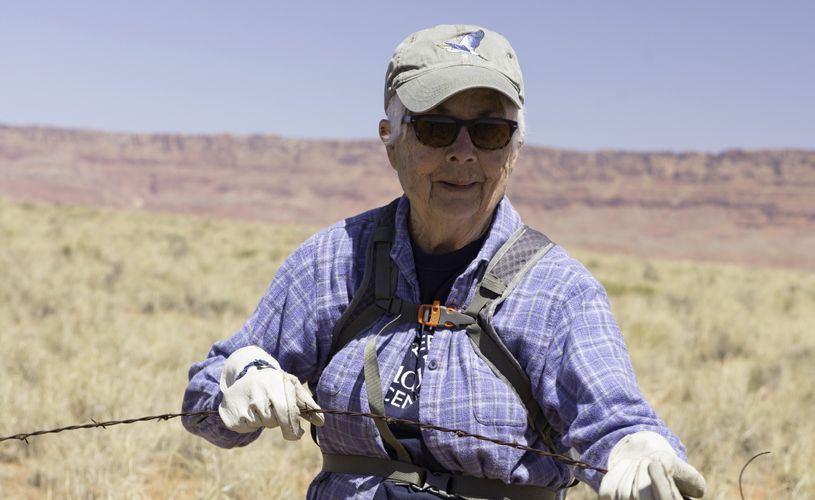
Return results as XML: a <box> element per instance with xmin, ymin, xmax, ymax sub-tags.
<box><xmin>379</xmin><ymin>119</ymin><xmax>391</xmax><ymax>145</ymax></box>
<box><xmin>505</xmin><ymin>133</ymin><xmax>524</xmax><ymax>178</ymax></box>
<box><xmin>379</xmin><ymin>119</ymin><xmax>398</xmax><ymax>171</ymax></box>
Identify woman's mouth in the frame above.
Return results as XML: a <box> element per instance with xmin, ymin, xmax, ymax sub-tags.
<box><xmin>438</xmin><ymin>181</ymin><xmax>477</xmax><ymax>192</ymax></box>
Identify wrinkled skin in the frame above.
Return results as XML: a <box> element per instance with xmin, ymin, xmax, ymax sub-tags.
<box><xmin>379</xmin><ymin>88</ymin><xmax>521</xmax><ymax>254</ymax></box>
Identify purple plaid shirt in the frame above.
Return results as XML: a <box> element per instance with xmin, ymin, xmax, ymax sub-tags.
<box><xmin>182</xmin><ymin>195</ymin><xmax>687</xmax><ymax>497</ymax></box>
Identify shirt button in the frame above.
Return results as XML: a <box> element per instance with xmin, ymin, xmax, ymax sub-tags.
<box><xmin>427</xmin><ymin>359</ymin><xmax>438</xmax><ymax>370</ymax></box>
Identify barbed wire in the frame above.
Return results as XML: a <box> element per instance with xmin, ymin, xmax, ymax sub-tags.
<box><xmin>303</xmin><ymin>409</ymin><xmax>604</xmax><ymax>473</ymax></box>
<box><xmin>0</xmin><ymin>407</ymin><xmax>604</xmax><ymax>473</ymax></box>
<box><xmin>0</xmin><ymin>408</ymin><xmax>771</xmax><ymax>499</ymax></box>
<box><xmin>0</xmin><ymin>410</ymin><xmax>219</xmax><ymax>444</ymax></box>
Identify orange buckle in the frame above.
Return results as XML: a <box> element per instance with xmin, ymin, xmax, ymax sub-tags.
<box><xmin>418</xmin><ymin>301</ymin><xmax>458</xmax><ymax>328</ymax></box>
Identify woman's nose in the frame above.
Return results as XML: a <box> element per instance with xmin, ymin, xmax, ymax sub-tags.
<box><xmin>445</xmin><ymin>126</ymin><xmax>477</xmax><ymax>164</ymax></box>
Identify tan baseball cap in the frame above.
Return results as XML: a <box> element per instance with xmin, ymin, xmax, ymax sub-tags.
<box><xmin>384</xmin><ymin>24</ymin><xmax>524</xmax><ymax>113</ymax></box>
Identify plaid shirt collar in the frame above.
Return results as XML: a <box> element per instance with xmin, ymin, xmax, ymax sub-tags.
<box><xmin>390</xmin><ymin>193</ymin><xmax>523</xmax><ymax>308</ymax></box>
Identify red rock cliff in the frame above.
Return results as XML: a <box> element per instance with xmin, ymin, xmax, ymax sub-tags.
<box><xmin>1</xmin><ymin>125</ymin><xmax>813</xmax><ymax>269</ymax></box>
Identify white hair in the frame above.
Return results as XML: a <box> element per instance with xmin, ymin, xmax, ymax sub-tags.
<box><xmin>383</xmin><ymin>92</ymin><xmax>526</xmax><ymax>156</ymax></box>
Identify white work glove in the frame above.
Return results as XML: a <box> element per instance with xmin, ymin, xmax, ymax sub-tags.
<box><xmin>599</xmin><ymin>431</ymin><xmax>706</xmax><ymax>500</ymax></box>
<box><xmin>218</xmin><ymin>346</ymin><xmax>325</xmax><ymax>440</ymax></box>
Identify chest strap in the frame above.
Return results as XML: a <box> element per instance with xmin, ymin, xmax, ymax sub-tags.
<box><xmin>321</xmin><ymin>453</ymin><xmax>555</xmax><ymax>500</ymax></box>
<box><xmin>362</xmin><ymin>299</ymin><xmax>478</xmax><ymax>464</ymax></box>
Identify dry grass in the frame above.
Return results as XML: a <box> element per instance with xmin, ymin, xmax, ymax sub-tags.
<box><xmin>562</xmin><ymin>254</ymin><xmax>815</xmax><ymax>500</ymax></box>
<box><xmin>0</xmin><ymin>198</ymin><xmax>813</xmax><ymax>499</ymax></box>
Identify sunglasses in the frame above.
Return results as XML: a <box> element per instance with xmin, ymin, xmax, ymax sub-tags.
<box><xmin>403</xmin><ymin>114</ymin><xmax>518</xmax><ymax>150</ymax></box>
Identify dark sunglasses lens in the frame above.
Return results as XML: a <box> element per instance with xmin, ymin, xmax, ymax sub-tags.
<box><xmin>414</xmin><ymin>116</ymin><xmax>458</xmax><ymax>147</ymax></box>
<box><xmin>471</xmin><ymin>119</ymin><xmax>513</xmax><ymax>149</ymax></box>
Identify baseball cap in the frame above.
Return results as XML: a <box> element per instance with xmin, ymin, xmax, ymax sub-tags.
<box><xmin>384</xmin><ymin>24</ymin><xmax>524</xmax><ymax>113</ymax></box>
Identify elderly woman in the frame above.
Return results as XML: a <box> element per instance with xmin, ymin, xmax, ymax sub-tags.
<box><xmin>182</xmin><ymin>25</ymin><xmax>705</xmax><ymax>500</ymax></box>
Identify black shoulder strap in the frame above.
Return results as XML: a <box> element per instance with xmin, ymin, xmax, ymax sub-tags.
<box><xmin>463</xmin><ymin>225</ymin><xmax>577</xmax><ymax>494</ymax></box>
<box><xmin>323</xmin><ymin>208</ymin><xmax>572</xmax><ymax>480</ymax></box>
<box><xmin>463</xmin><ymin>226</ymin><xmax>560</xmax><ymax>451</ymax></box>
<box><xmin>327</xmin><ymin>198</ymin><xmax>401</xmax><ymax>366</ymax></box>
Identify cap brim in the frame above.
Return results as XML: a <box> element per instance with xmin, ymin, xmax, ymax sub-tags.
<box><xmin>395</xmin><ymin>65</ymin><xmax>522</xmax><ymax>113</ymax></box>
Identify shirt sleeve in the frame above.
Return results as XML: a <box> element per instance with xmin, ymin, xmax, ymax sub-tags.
<box><xmin>537</xmin><ymin>274</ymin><xmax>687</xmax><ymax>490</ymax></box>
<box><xmin>181</xmin><ymin>234</ymin><xmax>323</xmax><ymax>448</ymax></box>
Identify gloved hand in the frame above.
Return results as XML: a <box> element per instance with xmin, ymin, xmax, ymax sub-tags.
<box><xmin>599</xmin><ymin>431</ymin><xmax>706</xmax><ymax>500</ymax></box>
<box><xmin>218</xmin><ymin>346</ymin><xmax>325</xmax><ymax>440</ymax></box>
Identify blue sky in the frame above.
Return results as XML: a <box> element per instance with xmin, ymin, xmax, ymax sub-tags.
<box><xmin>1</xmin><ymin>1</ymin><xmax>812</xmax><ymax>152</ymax></box>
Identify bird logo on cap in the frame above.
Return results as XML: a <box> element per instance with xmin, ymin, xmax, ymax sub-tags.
<box><xmin>437</xmin><ymin>30</ymin><xmax>488</xmax><ymax>60</ymax></box>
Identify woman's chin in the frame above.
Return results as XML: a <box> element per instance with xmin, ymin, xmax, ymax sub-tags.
<box><xmin>429</xmin><ymin>196</ymin><xmax>483</xmax><ymax>222</ymax></box>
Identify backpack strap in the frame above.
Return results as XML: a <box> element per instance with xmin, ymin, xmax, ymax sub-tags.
<box><xmin>327</xmin><ymin>198</ymin><xmax>475</xmax><ymax>363</ymax></box>
<box><xmin>323</xmin><ymin>198</ymin><xmax>421</xmax><ymax>463</ymax></box>
<box><xmin>463</xmin><ymin>225</ymin><xmax>559</xmax><ymax>450</ymax></box>
<box><xmin>328</xmin><ymin>198</ymin><xmax>401</xmax><ymax>364</ymax></box>
<box><xmin>463</xmin><ymin>226</ymin><xmax>580</xmax><ymax>491</ymax></box>
<box><xmin>364</xmin><ymin>315</ymin><xmax>414</xmax><ymax>462</ymax></box>
<box><xmin>322</xmin><ymin>203</ymin><xmax>577</xmax><ymax>488</ymax></box>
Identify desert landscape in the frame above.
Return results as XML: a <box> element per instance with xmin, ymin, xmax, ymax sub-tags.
<box><xmin>1</xmin><ymin>124</ymin><xmax>814</xmax><ymax>270</ymax></box>
<box><xmin>1</xmin><ymin>124</ymin><xmax>814</xmax><ymax>499</ymax></box>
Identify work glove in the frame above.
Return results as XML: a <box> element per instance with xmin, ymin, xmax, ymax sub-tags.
<box><xmin>599</xmin><ymin>431</ymin><xmax>706</xmax><ymax>500</ymax></box>
<box><xmin>218</xmin><ymin>346</ymin><xmax>325</xmax><ymax>440</ymax></box>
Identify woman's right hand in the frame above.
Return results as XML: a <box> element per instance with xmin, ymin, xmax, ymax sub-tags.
<box><xmin>218</xmin><ymin>346</ymin><xmax>324</xmax><ymax>440</ymax></box>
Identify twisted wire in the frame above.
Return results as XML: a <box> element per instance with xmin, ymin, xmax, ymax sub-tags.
<box><xmin>0</xmin><ymin>411</ymin><xmax>219</xmax><ymax>443</ymax></box>
<box><xmin>305</xmin><ymin>409</ymin><xmax>605</xmax><ymax>473</ymax></box>
<box><xmin>0</xmin><ymin>407</ymin><xmax>606</xmax><ymax>473</ymax></box>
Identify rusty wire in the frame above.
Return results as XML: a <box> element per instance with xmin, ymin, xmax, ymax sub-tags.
<box><xmin>0</xmin><ymin>410</ymin><xmax>219</xmax><ymax>444</ymax></box>
<box><xmin>2</xmin><ymin>407</ymin><xmax>771</xmax><ymax>499</ymax></box>
<box><xmin>739</xmin><ymin>451</ymin><xmax>771</xmax><ymax>500</ymax></box>
<box><xmin>304</xmin><ymin>409</ymin><xmax>605</xmax><ymax>473</ymax></box>
<box><xmin>0</xmin><ymin>407</ymin><xmax>606</xmax><ymax>473</ymax></box>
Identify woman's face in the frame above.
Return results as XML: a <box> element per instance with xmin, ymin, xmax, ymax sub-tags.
<box><xmin>383</xmin><ymin>88</ymin><xmax>519</xmax><ymax>233</ymax></box>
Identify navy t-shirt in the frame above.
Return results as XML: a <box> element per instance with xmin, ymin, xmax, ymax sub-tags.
<box><xmin>374</xmin><ymin>233</ymin><xmax>487</xmax><ymax>499</ymax></box>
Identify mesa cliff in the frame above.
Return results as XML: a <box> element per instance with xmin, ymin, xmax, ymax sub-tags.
<box><xmin>1</xmin><ymin>124</ymin><xmax>813</xmax><ymax>269</ymax></box>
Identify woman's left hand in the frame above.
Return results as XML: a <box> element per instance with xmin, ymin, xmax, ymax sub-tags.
<box><xmin>599</xmin><ymin>431</ymin><xmax>706</xmax><ymax>500</ymax></box>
